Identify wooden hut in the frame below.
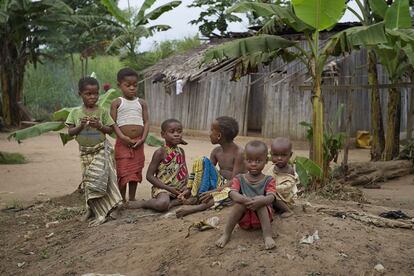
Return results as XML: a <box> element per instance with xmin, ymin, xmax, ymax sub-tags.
<box><xmin>143</xmin><ymin>36</ymin><xmax>412</xmax><ymax>140</ymax></box>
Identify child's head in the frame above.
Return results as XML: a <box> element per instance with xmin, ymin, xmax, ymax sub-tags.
<box><xmin>244</xmin><ymin>140</ymin><xmax>268</xmax><ymax>175</ymax></box>
<box><xmin>117</xmin><ymin>68</ymin><xmax>139</xmax><ymax>99</ymax></box>
<box><xmin>78</xmin><ymin>77</ymin><xmax>99</xmax><ymax>107</ymax></box>
<box><xmin>210</xmin><ymin>116</ymin><xmax>239</xmax><ymax>144</ymax></box>
<box><xmin>270</xmin><ymin>137</ymin><xmax>293</xmax><ymax>169</ymax></box>
<box><xmin>161</xmin><ymin>118</ymin><xmax>183</xmax><ymax>146</ymax></box>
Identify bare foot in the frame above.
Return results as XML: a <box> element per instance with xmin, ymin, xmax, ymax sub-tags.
<box><xmin>127</xmin><ymin>200</ymin><xmax>145</xmax><ymax>209</ymax></box>
<box><xmin>80</xmin><ymin>209</ymin><xmax>93</xmax><ymax>222</ymax></box>
<box><xmin>264</xmin><ymin>236</ymin><xmax>276</xmax><ymax>250</ymax></box>
<box><xmin>280</xmin><ymin>211</ymin><xmax>293</xmax><ymax>218</ymax></box>
<box><xmin>175</xmin><ymin>206</ymin><xmax>193</xmax><ymax>218</ymax></box>
<box><xmin>216</xmin><ymin>234</ymin><xmax>231</xmax><ymax>248</ymax></box>
<box><xmin>110</xmin><ymin>207</ymin><xmax>122</xmax><ymax>219</ymax></box>
<box><xmin>182</xmin><ymin>197</ymin><xmax>198</xmax><ymax>205</ymax></box>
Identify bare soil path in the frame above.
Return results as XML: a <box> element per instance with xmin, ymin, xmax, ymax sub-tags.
<box><xmin>1</xmin><ymin>133</ymin><xmax>413</xmax><ymax>275</ymax></box>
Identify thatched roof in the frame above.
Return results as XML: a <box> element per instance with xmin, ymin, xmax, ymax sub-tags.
<box><xmin>143</xmin><ymin>41</ymin><xmax>240</xmax><ymax>84</ymax></box>
<box><xmin>143</xmin><ymin>22</ymin><xmax>361</xmax><ymax>84</ymax></box>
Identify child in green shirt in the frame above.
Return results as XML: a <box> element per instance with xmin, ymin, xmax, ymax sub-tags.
<box><xmin>65</xmin><ymin>77</ymin><xmax>122</xmax><ymax>226</ymax></box>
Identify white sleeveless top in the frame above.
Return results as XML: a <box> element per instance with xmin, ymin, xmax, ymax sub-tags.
<box><xmin>116</xmin><ymin>97</ymin><xmax>144</xmax><ymax>127</ymax></box>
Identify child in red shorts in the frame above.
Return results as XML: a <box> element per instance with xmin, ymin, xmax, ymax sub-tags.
<box><xmin>216</xmin><ymin>140</ymin><xmax>277</xmax><ymax>250</ymax></box>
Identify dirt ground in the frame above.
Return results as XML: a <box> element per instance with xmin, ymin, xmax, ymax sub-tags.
<box><xmin>0</xmin><ymin>132</ymin><xmax>413</xmax><ymax>275</ymax></box>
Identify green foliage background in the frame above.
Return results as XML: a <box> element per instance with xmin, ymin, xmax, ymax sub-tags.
<box><xmin>22</xmin><ymin>36</ymin><xmax>200</xmax><ymax>121</ymax></box>
<box><xmin>23</xmin><ymin>55</ymin><xmax>123</xmax><ymax>121</ymax></box>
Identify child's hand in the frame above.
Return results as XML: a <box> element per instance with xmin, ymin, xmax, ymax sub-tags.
<box><xmin>88</xmin><ymin>117</ymin><xmax>102</xmax><ymax>129</ymax></box>
<box><xmin>246</xmin><ymin>196</ymin><xmax>265</xmax><ymax>211</ymax></box>
<box><xmin>199</xmin><ymin>191</ymin><xmax>213</xmax><ymax>203</ymax></box>
<box><xmin>80</xmin><ymin>117</ymin><xmax>88</xmax><ymax>128</ymax></box>
<box><xmin>168</xmin><ymin>187</ymin><xmax>180</xmax><ymax>197</ymax></box>
<box><xmin>177</xmin><ymin>189</ymin><xmax>190</xmax><ymax>200</ymax></box>
<box><xmin>131</xmin><ymin>138</ymin><xmax>144</xmax><ymax>148</ymax></box>
<box><xmin>120</xmin><ymin>135</ymin><xmax>136</xmax><ymax>147</ymax></box>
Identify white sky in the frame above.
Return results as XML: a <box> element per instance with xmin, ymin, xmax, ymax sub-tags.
<box><xmin>118</xmin><ymin>0</ymin><xmax>360</xmax><ymax>51</ymax></box>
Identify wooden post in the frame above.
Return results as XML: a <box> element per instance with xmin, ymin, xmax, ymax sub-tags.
<box><xmin>242</xmin><ymin>75</ymin><xmax>251</xmax><ymax>136</ymax></box>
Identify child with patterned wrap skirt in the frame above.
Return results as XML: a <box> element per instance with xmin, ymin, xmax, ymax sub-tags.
<box><xmin>128</xmin><ymin>119</ymin><xmax>188</xmax><ymax>211</ymax></box>
<box><xmin>66</xmin><ymin>77</ymin><xmax>122</xmax><ymax>226</ymax></box>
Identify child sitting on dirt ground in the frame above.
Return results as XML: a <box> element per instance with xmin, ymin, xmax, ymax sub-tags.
<box><xmin>270</xmin><ymin>137</ymin><xmax>299</xmax><ymax>218</ymax></box>
<box><xmin>128</xmin><ymin>119</ymin><xmax>188</xmax><ymax>211</ymax></box>
<box><xmin>175</xmin><ymin>116</ymin><xmax>245</xmax><ymax>217</ymax></box>
<box><xmin>216</xmin><ymin>140</ymin><xmax>277</xmax><ymax>249</ymax></box>
<box><xmin>111</xmin><ymin>68</ymin><xmax>149</xmax><ymax>203</ymax></box>
<box><xmin>66</xmin><ymin>77</ymin><xmax>123</xmax><ymax>226</ymax></box>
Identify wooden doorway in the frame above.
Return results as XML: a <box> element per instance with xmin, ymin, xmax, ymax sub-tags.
<box><xmin>246</xmin><ymin>73</ymin><xmax>264</xmax><ymax>136</ymax></box>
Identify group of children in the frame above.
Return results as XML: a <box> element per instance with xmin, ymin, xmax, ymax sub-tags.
<box><xmin>66</xmin><ymin>68</ymin><xmax>299</xmax><ymax>249</ymax></box>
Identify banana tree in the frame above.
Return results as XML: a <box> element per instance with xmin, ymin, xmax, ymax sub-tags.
<box><xmin>100</xmin><ymin>0</ymin><xmax>181</xmax><ymax>65</ymax></box>
<box><xmin>203</xmin><ymin>0</ymin><xmax>348</xmax><ymax>182</ymax></box>
<box><xmin>348</xmin><ymin>0</ymin><xmax>385</xmax><ymax>161</ymax></box>
<box><xmin>372</xmin><ymin>0</ymin><xmax>413</xmax><ymax>160</ymax></box>
<box><xmin>0</xmin><ymin>0</ymin><xmax>75</xmax><ymax>127</ymax></box>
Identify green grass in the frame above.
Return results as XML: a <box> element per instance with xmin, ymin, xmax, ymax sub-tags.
<box><xmin>5</xmin><ymin>199</ymin><xmax>24</xmax><ymax>209</ymax></box>
<box><xmin>0</xmin><ymin>151</ymin><xmax>26</xmax><ymax>164</ymax></box>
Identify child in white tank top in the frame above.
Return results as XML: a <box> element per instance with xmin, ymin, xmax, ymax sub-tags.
<box><xmin>111</xmin><ymin>68</ymin><xmax>149</xmax><ymax>203</ymax></box>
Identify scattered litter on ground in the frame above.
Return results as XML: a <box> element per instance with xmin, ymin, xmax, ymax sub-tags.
<box><xmin>185</xmin><ymin>218</ymin><xmax>218</xmax><ymax>238</ymax></box>
<box><xmin>239</xmin><ymin>260</ymin><xmax>249</xmax><ymax>267</ymax></box>
<box><xmin>374</xmin><ymin>263</ymin><xmax>385</xmax><ymax>273</ymax></box>
<box><xmin>82</xmin><ymin>273</ymin><xmax>125</xmax><ymax>276</ymax></box>
<box><xmin>24</xmin><ymin>231</ymin><xmax>32</xmax><ymax>241</ymax></box>
<box><xmin>45</xmin><ymin>220</ymin><xmax>59</xmax><ymax>228</ymax></box>
<box><xmin>17</xmin><ymin>262</ymin><xmax>26</xmax><ymax>268</ymax></box>
<box><xmin>300</xmin><ymin>230</ymin><xmax>320</xmax><ymax>244</ymax></box>
<box><xmin>286</xmin><ymin>253</ymin><xmax>295</xmax><ymax>260</ymax></box>
<box><xmin>379</xmin><ymin>210</ymin><xmax>411</xmax><ymax>220</ymax></box>
<box><xmin>205</xmin><ymin>216</ymin><xmax>220</xmax><ymax>227</ymax></box>
<box><xmin>162</xmin><ymin>211</ymin><xmax>176</xmax><ymax>219</ymax></box>
<box><xmin>45</xmin><ymin>232</ymin><xmax>54</xmax><ymax>239</ymax></box>
<box><xmin>211</xmin><ymin>261</ymin><xmax>222</xmax><ymax>267</ymax></box>
<box><xmin>338</xmin><ymin>252</ymin><xmax>348</xmax><ymax>258</ymax></box>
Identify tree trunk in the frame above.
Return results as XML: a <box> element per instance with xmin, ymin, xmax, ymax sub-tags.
<box><xmin>336</xmin><ymin>160</ymin><xmax>412</xmax><ymax>186</ymax></box>
<box><xmin>368</xmin><ymin>50</ymin><xmax>385</xmax><ymax>161</ymax></box>
<box><xmin>383</xmin><ymin>87</ymin><xmax>401</xmax><ymax>160</ymax></box>
<box><xmin>312</xmin><ymin>73</ymin><xmax>324</xmax><ymax>182</ymax></box>
<box><xmin>0</xmin><ymin>63</ymin><xmax>25</xmax><ymax>126</ymax></box>
<box><xmin>406</xmin><ymin>69</ymin><xmax>414</xmax><ymax>140</ymax></box>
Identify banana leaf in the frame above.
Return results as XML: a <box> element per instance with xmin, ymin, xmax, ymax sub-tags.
<box><xmin>8</xmin><ymin>87</ymin><xmax>163</xmax><ymax>147</ymax></box>
<box><xmin>291</xmin><ymin>0</ymin><xmax>346</xmax><ymax>31</ymax></box>
<box><xmin>145</xmin><ymin>133</ymin><xmax>164</xmax><ymax>147</ymax></box>
<box><xmin>97</xmin><ymin>88</ymin><xmax>122</xmax><ymax>110</ymax></box>
<box><xmin>8</xmin><ymin>122</ymin><xmax>65</xmax><ymax>143</ymax></box>
<box><xmin>52</xmin><ymin>107</ymin><xmax>75</xmax><ymax>121</ymax></box>
<box><xmin>295</xmin><ymin>156</ymin><xmax>322</xmax><ymax>187</ymax></box>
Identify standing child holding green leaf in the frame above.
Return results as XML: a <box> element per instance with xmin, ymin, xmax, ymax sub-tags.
<box><xmin>66</xmin><ymin>77</ymin><xmax>123</xmax><ymax>226</ymax></box>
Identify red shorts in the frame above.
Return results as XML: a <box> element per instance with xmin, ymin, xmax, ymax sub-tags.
<box><xmin>239</xmin><ymin>205</ymin><xmax>273</xmax><ymax>230</ymax></box>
